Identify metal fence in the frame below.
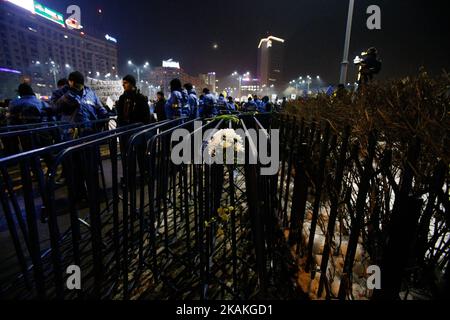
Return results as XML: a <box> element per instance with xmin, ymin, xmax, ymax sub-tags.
<box><xmin>0</xmin><ymin>113</ymin><xmax>448</xmax><ymax>300</ymax></box>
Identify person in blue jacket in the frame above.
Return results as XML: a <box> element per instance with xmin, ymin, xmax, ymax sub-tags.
<box><xmin>260</xmin><ymin>96</ymin><xmax>274</xmax><ymax>113</ymax></box>
<box><xmin>55</xmin><ymin>71</ymin><xmax>108</xmax><ymax>124</ymax></box>
<box><xmin>49</xmin><ymin>79</ymin><xmax>69</xmax><ymax>120</ymax></box>
<box><xmin>183</xmin><ymin>83</ymin><xmax>199</xmax><ymax>119</ymax></box>
<box><xmin>8</xmin><ymin>83</ymin><xmax>49</xmax><ymax>125</ymax></box>
<box><xmin>226</xmin><ymin>96</ymin><xmax>236</xmax><ymax>112</ymax></box>
<box><xmin>165</xmin><ymin>78</ymin><xmax>190</xmax><ymax>119</ymax></box>
<box><xmin>50</xmin><ymin>79</ymin><xmax>69</xmax><ymax>105</ymax></box>
<box><xmin>253</xmin><ymin>95</ymin><xmax>263</xmax><ymax>111</ymax></box>
<box><xmin>198</xmin><ymin>94</ymin><xmax>205</xmax><ymax>117</ymax></box>
<box><xmin>216</xmin><ymin>94</ymin><xmax>228</xmax><ymax>113</ymax></box>
<box><xmin>243</xmin><ymin>97</ymin><xmax>257</xmax><ymax>112</ymax></box>
<box><xmin>201</xmin><ymin>88</ymin><xmax>217</xmax><ymax>118</ymax></box>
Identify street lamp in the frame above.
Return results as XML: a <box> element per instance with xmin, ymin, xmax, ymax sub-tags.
<box><xmin>47</xmin><ymin>60</ymin><xmax>59</xmax><ymax>88</ymax></box>
<box><xmin>306</xmin><ymin>76</ymin><xmax>312</xmax><ymax>94</ymax></box>
<box><xmin>339</xmin><ymin>0</ymin><xmax>355</xmax><ymax>85</ymax></box>
<box><xmin>128</xmin><ymin>60</ymin><xmax>150</xmax><ymax>90</ymax></box>
<box><xmin>231</xmin><ymin>72</ymin><xmax>244</xmax><ymax>99</ymax></box>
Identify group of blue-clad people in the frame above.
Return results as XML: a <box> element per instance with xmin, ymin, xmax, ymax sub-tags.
<box><xmin>6</xmin><ymin>71</ymin><xmax>108</xmax><ymax>126</ymax></box>
<box><xmin>160</xmin><ymin>78</ymin><xmax>274</xmax><ymax>121</ymax></box>
<box><xmin>4</xmin><ymin>71</ymin><xmax>275</xmax><ymax>128</ymax></box>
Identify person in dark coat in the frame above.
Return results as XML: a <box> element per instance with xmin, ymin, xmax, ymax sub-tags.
<box><xmin>116</xmin><ymin>75</ymin><xmax>151</xmax><ymax>127</ymax></box>
<box><xmin>154</xmin><ymin>91</ymin><xmax>167</xmax><ymax>122</ymax></box>
<box><xmin>243</xmin><ymin>97</ymin><xmax>257</xmax><ymax>112</ymax></box>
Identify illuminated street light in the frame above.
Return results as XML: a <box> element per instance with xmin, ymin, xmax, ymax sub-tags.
<box><xmin>128</xmin><ymin>60</ymin><xmax>151</xmax><ymax>90</ymax></box>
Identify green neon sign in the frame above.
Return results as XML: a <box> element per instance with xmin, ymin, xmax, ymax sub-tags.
<box><xmin>34</xmin><ymin>2</ymin><xmax>65</xmax><ymax>27</ymax></box>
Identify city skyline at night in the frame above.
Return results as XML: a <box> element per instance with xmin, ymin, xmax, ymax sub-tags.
<box><xmin>11</xmin><ymin>0</ymin><xmax>449</xmax><ymax>85</ymax></box>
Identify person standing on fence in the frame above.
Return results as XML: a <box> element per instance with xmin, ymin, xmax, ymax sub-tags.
<box><xmin>165</xmin><ymin>78</ymin><xmax>190</xmax><ymax>119</ymax></box>
<box><xmin>183</xmin><ymin>83</ymin><xmax>199</xmax><ymax>119</ymax></box>
<box><xmin>54</xmin><ymin>71</ymin><xmax>108</xmax><ymax>134</ymax></box>
<box><xmin>116</xmin><ymin>75</ymin><xmax>151</xmax><ymax>127</ymax></box>
<box><xmin>154</xmin><ymin>91</ymin><xmax>167</xmax><ymax>122</ymax></box>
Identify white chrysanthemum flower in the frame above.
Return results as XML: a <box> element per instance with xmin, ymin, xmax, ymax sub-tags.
<box><xmin>207</xmin><ymin>129</ymin><xmax>245</xmax><ymax>160</ymax></box>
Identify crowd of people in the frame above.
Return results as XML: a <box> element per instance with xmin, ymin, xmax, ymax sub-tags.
<box><xmin>0</xmin><ymin>71</ymin><xmax>279</xmax><ymax>131</ymax></box>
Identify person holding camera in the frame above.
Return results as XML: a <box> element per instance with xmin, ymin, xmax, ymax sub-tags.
<box><xmin>355</xmin><ymin>47</ymin><xmax>382</xmax><ymax>85</ymax></box>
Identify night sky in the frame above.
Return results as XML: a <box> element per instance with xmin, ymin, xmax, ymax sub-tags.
<box><xmin>42</xmin><ymin>0</ymin><xmax>450</xmax><ymax>85</ymax></box>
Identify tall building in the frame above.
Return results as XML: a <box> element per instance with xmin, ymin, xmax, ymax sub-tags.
<box><xmin>148</xmin><ymin>60</ymin><xmax>210</xmax><ymax>96</ymax></box>
<box><xmin>257</xmin><ymin>36</ymin><xmax>285</xmax><ymax>88</ymax></box>
<box><xmin>199</xmin><ymin>72</ymin><xmax>216</xmax><ymax>93</ymax></box>
<box><xmin>0</xmin><ymin>0</ymin><xmax>119</xmax><ymax>96</ymax></box>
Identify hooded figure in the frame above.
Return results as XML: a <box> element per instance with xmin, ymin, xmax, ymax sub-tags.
<box><xmin>226</xmin><ymin>96</ymin><xmax>236</xmax><ymax>111</ymax></box>
<box><xmin>184</xmin><ymin>83</ymin><xmax>199</xmax><ymax>119</ymax></box>
<box><xmin>200</xmin><ymin>88</ymin><xmax>217</xmax><ymax>117</ymax></box>
<box><xmin>243</xmin><ymin>97</ymin><xmax>257</xmax><ymax>112</ymax></box>
<box><xmin>8</xmin><ymin>83</ymin><xmax>49</xmax><ymax>124</ymax></box>
<box><xmin>216</xmin><ymin>94</ymin><xmax>227</xmax><ymax>113</ymax></box>
<box><xmin>165</xmin><ymin>78</ymin><xmax>190</xmax><ymax>119</ymax></box>
<box><xmin>55</xmin><ymin>71</ymin><xmax>108</xmax><ymax>124</ymax></box>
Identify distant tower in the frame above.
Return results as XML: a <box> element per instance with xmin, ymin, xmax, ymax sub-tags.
<box><xmin>257</xmin><ymin>35</ymin><xmax>285</xmax><ymax>87</ymax></box>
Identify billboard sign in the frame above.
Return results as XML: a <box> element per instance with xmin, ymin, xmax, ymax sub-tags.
<box><xmin>34</xmin><ymin>2</ymin><xmax>65</xmax><ymax>27</ymax></box>
<box><xmin>7</xmin><ymin>0</ymin><xmax>35</xmax><ymax>13</ymax></box>
<box><xmin>162</xmin><ymin>59</ymin><xmax>180</xmax><ymax>69</ymax></box>
<box><xmin>105</xmin><ymin>34</ymin><xmax>118</xmax><ymax>43</ymax></box>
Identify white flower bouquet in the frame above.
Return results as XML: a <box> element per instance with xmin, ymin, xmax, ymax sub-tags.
<box><xmin>207</xmin><ymin>129</ymin><xmax>245</xmax><ymax>164</ymax></box>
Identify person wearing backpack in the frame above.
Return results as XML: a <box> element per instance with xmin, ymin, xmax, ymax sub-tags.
<box><xmin>165</xmin><ymin>78</ymin><xmax>190</xmax><ymax>119</ymax></box>
<box><xmin>8</xmin><ymin>83</ymin><xmax>49</xmax><ymax>125</ymax></box>
<box><xmin>116</xmin><ymin>75</ymin><xmax>151</xmax><ymax>127</ymax></box>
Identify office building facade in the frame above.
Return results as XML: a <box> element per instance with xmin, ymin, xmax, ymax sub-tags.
<box><xmin>257</xmin><ymin>36</ymin><xmax>285</xmax><ymax>88</ymax></box>
<box><xmin>0</xmin><ymin>1</ymin><xmax>118</xmax><ymax>96</ymax></box>
<box><xmin>148</xmin><ymin>61</ymin><xmax>210</xmax><ymax>96</ymax></box>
